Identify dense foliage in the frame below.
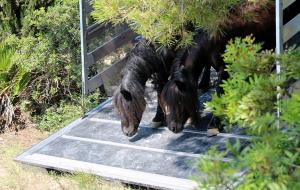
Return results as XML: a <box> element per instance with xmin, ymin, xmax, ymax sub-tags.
<box><xmin>0</xmin><ymin>0</ymin><xmax>98</xmax><ymax>132</ymax></box>
<box><xmin>14</xmin><ymin>0</ymin><xmax>81</xmax><ymax>108</ymax></box>
<box><xmin>195</xmin><ymin>37</ymin><xmax>300</xmax><ymax>190</ymax></box>
<box><xmin>92</xmin><ymin>0</ymin><xmax>242</xmax><ymax>47</ymax></box>
<box><xmin>0</xmin><ymin>0</ymin><xmax>55</xmax><ymax>36</ymax></box>
<box><xmin>92</xmin><ymin>0</ymin><xmax>273</xmax><ymax>47</ymax></box>
<box><xmin>206</xmin><ymin>36</ymin><xmax>279</xmax><ymax>128</ymax></box>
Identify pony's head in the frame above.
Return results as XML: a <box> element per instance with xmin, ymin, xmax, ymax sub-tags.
<box><xmin>161</xmin><ymin>64</ymin><xmax>199</xmax><ymax>133</ymax></box>
<box><xmin>113</xmin><ymin>81</ymin><xmax>146</xmax><ymax>137</ymax></box>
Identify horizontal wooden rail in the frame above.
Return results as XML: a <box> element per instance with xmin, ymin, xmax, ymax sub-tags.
<box><xmin>87</xmin><ymin>22</ymin><xmax>113</xmax><ymax>42</ymax></box>
<box><xmin>100</xmin><ymin>58</ymin><xmax>127</xmax><ymax>80</ymax></box>
<box><xmin>283</xmin><ymin>0</ymin><xmax>296</xmax><ymax>9</ymax></box>
<box><xmin>100</xmin><ymin>58</ymin><xmax>128</xmax><ymax>96</ymax></box>
<box><xmin>86</xmin><ymin>28</ymin><xmax>137</xmax><ymax>67</ymax></box>
<box><xmin>283</xmin><ymin>13</ymin><xmax>300</xmax><ymax>43</ymax></box>
<box><xmin>86</xmin><ymin>73</ymin><xmax>104</xmax><ymax>93</ymax></box>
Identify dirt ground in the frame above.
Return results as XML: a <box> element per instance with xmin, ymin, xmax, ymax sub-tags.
<box><xmin>0</xmin><ymin>126</ymin><xmax>130</xmax><ymax>190</ymax></box>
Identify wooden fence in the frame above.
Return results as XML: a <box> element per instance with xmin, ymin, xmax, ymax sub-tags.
<box><xmin>277</xmin><ymin>0</ymin><xmax>300</xmax><ymax>54</ymax></box>
<box><xmin>79</xmin><ymin>0</ymin><xmax>137</xmax><ymax>96</ymax></box>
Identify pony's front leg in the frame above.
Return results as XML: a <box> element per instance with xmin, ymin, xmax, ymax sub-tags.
<box><xmin>208</xmin><ymin>63</ymin><xmax>228</xmax><ymax>132</ymax></box>
<box><xmin>216</xmin><ymin>65</ymin><xmax>229</xmax><ymax>95</ymax></box>
<box><xmin>198</xmin><ymin>64</ymin><xmax>211</xmax><ymax>93</ymax></box>
<box><xmin>151</xmin><ymin>91</ymin><xmax>166</xmax><ymax>128</ymax></box>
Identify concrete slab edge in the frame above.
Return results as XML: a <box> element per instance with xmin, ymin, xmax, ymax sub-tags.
<box><xmin>17</xmin><ymin>153</ymin><xmax>198</xmax><ymax>190</ymax></box>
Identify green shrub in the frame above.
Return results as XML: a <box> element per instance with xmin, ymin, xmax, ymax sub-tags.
<box><xmin>0</xmin><ymin>0</ymin><xmax>84</xmax><ymax>131</ymax></box>
<box><xmin>6</xmin><ymin>0</ymin><xmax>81</xmax><ymax>113</ymax></box>
<box><xmin>0</xmin><ymin>0</ymin><xmax>55</xmax><ymax>36</ymax></box>
<box><xmin>36</xmin><ymin>102</ymin><xmax>82</xmax><ymax>132</ymax></box>
<box><xmin>205</xmin><ymin>36</ymin><xmax>280</xmax><ymax>129</ymax></box>
<box><xmin>1</xmin><ymin>0</ymin><xmax>81</xmax><ymax>102</ymax></box>
<box><xmin>36</xmin><ymin>92</ymin><xmax>101</xmax><ymax>132</ymax></box>
<box><xmin>195</xmin><ymin>37</ymin><xmax>300</xmax><ymax>190</ymax></box>
<box><xmin>0</xmin><ymin>36</ymin><xmax>31</xmax><ymax>131</ymax></box>
<box><xmin>0</xmin><ymin>35</ymin><xmax>30</xmax><ymax>96</ymax></box>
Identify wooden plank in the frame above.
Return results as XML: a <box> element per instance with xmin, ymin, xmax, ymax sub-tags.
<box><xmin>284</xmin><ymin>30</ymin><xmax>300</xmax><ymax>48</ymax></box>
<box><xmin>100</xmin><ymin>58</ymin><xmax>128</xmax><ymax>96</ymax></box>
<box><xmin>86</xmin><ymin>24</ymin><xmax>129</xmax><ymax>67</ymax></box>
<box><xmin>283</xmin><ymin>13</ymin><xmax>300</xmax><ymax>43</ymax></box>
<box><xmin>86</xmin><ymin>22</ymin><xmax>113</xmax><ymax>42</ymax></box>
<box><xmin>86</xmin><ymin>41</ymin><xmax>131</xmax><ymax>94</ymax></box>
<box><xmin>86</xmin><ymin>73</ymin><xmax>104</xmax><ymax>93</ymax></box>
<box><xmin>86</xmin><ymin>53</ymin><xmax>95</xmax><ymax>68</ymax></box>
<box><xmin>283</xmin><ymin>0</ymin><xmax>296</xmax><ymax>9</ymax></box>
<box><xmin>100</xmin><ymin>58</ymin><xmax>127</xmax><ymax>80</ymax></box>
<box><xmin>88</xmin><ymin>28</ymin><xmax>137</xmax><ymax>62</ymax></box>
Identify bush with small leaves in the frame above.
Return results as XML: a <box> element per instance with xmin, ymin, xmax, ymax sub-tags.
<box><xmin>195</xmin><ymin>37</ymin><xmax>300</xmax><ymax>190</ymax></box>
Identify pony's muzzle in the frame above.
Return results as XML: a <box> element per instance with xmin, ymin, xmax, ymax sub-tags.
<box><xmin>168</xmin><ymin>121</ymin><xmax>183</xmax><ymax>133</ymax></box>
<box><xmin>122</xmin><ymin>125</ymin><xmax>138</xmax><ymax>137</ymax></box>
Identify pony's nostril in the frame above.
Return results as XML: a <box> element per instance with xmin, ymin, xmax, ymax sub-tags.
<box><xmin>169</xmin><ymin>121</ymin><xmax>179</xmax><ymax>133</ymax></box>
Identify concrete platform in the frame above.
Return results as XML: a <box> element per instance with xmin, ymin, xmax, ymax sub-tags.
<box><xmin>15</xmin><ymin>91</ymin><xmax>250</xmax><ymax>190</ymax></box>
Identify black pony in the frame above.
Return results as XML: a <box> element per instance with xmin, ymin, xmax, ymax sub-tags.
<box><xmin>113</xmin><ymin>39</ymin><xmax>175</xmax><ymax>136</ymax></box>
<box><xmin>161</xmin><ymin>31</ymin><xmax>225</xmax><ymax>133</ymax></box>
<box><xmin>161</xmin><ymin>1</ymin><xmax>276</xmax><ymax>133</ymax></box>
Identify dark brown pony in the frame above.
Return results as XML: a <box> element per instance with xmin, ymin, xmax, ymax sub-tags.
<box><xmin>161</xmin><ymin>1</ymin><xmax>276</xmax><ymax>133</ymax></box>
<box><xmin>113</xmin><ymin>39</ymin><xmax>175</xmax><ymax>136</ymax></box>
<box><xmin>161</xmin><ymin>31</ymin><xmax>226</xmax><ymax>133</ymax></box>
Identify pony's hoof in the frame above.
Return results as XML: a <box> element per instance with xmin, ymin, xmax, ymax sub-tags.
<box><xmin>184</xmin><ymin>117</ymin><xmax>197</xmax><ymax>128</ymax></box>
<box><xmin>207</xmin><ymin>128</ymin><xmax>220</xmax><ymax>137</ymax></box>
<box><xmin>185</xmin><ymin>117</ymin><xmax>193</xmax><ymax>125</ymax></box>
<box><xmin>149</xmin><ymin>121</ymin><xmax>163</xmax><ymax>128</ymax></box>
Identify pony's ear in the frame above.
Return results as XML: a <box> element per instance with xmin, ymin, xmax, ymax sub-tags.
<box><xmin>175</xmin><ymin>80</ymin><xmax>186</xmax><ymax>92</ymax></box>
<box><xmin>121</xmin><ymin>89</ymin><xmax>132</xmax><ymax>101</ymax></box>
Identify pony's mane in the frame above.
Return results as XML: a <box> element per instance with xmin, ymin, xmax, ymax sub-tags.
<box><xmin>121</xmin><ymin>41</ymin><xmax>167</xmax><ymax>86</ymax></box>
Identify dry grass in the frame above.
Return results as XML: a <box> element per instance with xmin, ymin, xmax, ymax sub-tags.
<box><xmin>0</xmin><ymin>127</ymin><xmax>130</xmax><ymax>190</ymax></box>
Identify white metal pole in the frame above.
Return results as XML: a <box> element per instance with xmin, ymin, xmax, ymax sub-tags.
<box><xmin>275</xmin><ymin>0</ymin><xmax>283</xmax><ymax>126</ymax></box>
<box><xmin>80</xmin><ymin>0</ymin><xmax>88</xmax><ymax>112</ymax></box>
<box><xmin>276</xmin><ymin>0</ymin><xmax>283</xmax><ymax>55</ymax></box>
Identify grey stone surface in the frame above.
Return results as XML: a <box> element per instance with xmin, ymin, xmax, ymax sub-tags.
<box><xmin>16</xmin><ymin>86</ymin><xmax>250</xmax><ymax>189</ymax></box>
<box><xmin>67</xmin><ymin>120</ymin><xmax>249</xmax><ymax>155</ymax></box>
<box><xmin>36</xmin><ymin>137</ymin><xmax>198</xmax><ymax>179</ymax></box>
